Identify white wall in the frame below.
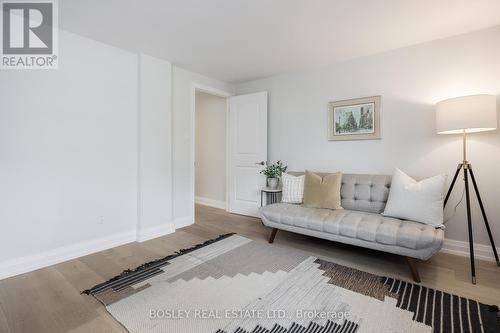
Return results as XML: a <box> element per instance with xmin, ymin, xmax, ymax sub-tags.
<box><xmin>195</xmin><ymin>91</ymin><xmax>226</xmax><ymax>206</ymax></box>
<box><xmin>236</xmin><ymin>26</ymin><xmax>500</xmax><ymax>250</ymax></box>
<box><xmin>137</xmin><ymin>54</ymin><xmax>174</xmax><ymax>241</ymax></box>
<box><xmin>0</xmin><ymin>31</ymin><xmax>139</xmax><ymax>272</ymax></box>
<box><xmin>0</xmin><ymin>32</ymin><xmax>176</xmax><ymax>279</ymax></box>
<box><xmin>172</xmin><ymin>67</ymin><xmax>234</xmax><ymax>224</ymax></box>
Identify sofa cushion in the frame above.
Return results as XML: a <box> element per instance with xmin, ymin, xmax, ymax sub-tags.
<box><xmin>382</xmin><ymin>168</ymin><xmax>446</xmax><ymax>227</ymax></box>
<box><xmin>260</xmin><ymin>203</ymin><xmax>442</xmax><ymax>251</ymax></box>
<box><xmin>289</xmin><ymin>172</ymin><xmax>391</xmax><ymax>214</ymax></box>
<box><xmin>303</xmin><ymin>170</ymin><xmax>342</xmax><ymax>210</ymax></box>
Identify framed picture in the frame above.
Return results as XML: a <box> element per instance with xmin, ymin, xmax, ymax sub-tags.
<box><xmin>328</xmin><ymin>96</ymin><xmax>381</xmax><ymax>141</ymax></box>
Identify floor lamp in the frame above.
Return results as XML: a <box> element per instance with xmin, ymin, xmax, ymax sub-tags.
<box><xmin>436</xmin><ymin>94</ymin><xmax>499</xmax><ymax>284</ymax></box>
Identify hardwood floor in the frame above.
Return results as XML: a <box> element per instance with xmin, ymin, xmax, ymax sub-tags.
<box><xmin>0</xmin><ymin>204</ymin><xmax>499</xmax><ymax>333</ymax></box>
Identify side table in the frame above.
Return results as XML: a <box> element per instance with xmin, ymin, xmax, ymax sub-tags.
<box><xmin>260</xmin><ymin>187</ymin><xmax>282</xmax><ymax>206</ymax></box>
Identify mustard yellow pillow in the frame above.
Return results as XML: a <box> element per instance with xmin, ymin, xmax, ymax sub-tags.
<box><xmin>303</xmin><ymin>170</ymin><xmax>342</xmax><ymax>210</ymax></box>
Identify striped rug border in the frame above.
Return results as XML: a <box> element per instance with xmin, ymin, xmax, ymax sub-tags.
<box><xmin>81</xmin><ymin>233</ymin><xmax>236</xmax><ymax>295</ymax></box>
<box><xmin>216</xmin><ymin>319</ymin><xmax>360</xmax><ymax>333</ymax></box>
<box><xmin>381</xmin><ymin>276</ymin><xmax>499</xmax><ymax>333</ymax></box>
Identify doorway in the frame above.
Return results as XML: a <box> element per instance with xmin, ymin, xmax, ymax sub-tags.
<box><xmin>191</xmin><ymin>84</ymin><xmax>268</xmax><ymax>220</ymax></box>
<box><xmin>194</xmin><ymin>90</ymin><xmax>228</xmax><ymax>212</ymax></box>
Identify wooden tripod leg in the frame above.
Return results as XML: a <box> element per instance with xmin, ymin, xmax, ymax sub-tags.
<box><xmin>268</xmin><ymin>228</ymin><xmax>278</xmax><ymax>243</ymax></box>
<box><xmin>405</xmin><ymin>257</ymin><xmax>421</xmax><ymax>283</ymax></box>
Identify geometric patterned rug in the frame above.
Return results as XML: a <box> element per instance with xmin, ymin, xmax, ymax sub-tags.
<box><xmin>82</xmin><ymin>233</ymin><xmax>500</xmax><ymax>333</ymax></box>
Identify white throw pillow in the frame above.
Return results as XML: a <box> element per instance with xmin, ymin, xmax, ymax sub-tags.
<box><xmin>281</xmin><ymin>173</ymin><xmax>305</xmax><ymax>204</ymax></box>
<box><xmin>382</xmin><ymin>168</ymin><xmax>446</xmax><ymax>227</ymax></box>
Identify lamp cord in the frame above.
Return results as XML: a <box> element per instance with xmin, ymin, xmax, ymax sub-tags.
<box><xmin>443</xmin><ymin>184</ymin><xmax>465</xmax><ymax>225</ymax></box>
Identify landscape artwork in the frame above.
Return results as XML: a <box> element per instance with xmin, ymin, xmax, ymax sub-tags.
<box><xmin>328</xmin><ymin>96</ymin><xmax>381</xmax><ymax>140</ymax></box>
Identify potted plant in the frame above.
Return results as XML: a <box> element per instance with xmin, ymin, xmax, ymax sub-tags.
<box><xmin>260</xmin><ymin>160</ymin><xmax>287</xmax><ymax>189</ymax></box>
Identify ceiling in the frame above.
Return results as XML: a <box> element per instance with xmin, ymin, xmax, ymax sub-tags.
<box><xmin>60</xmin><ymin>0</ymin><xmax>500</xmax><ymax>83</ymax></box>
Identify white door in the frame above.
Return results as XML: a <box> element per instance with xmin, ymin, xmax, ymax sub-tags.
<box><xmin>228</xmin><ymin>92</ymin><xmax>268</xmax><ymax>217</ymax></box>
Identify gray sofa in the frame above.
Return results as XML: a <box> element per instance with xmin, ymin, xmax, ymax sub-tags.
<box><xmin>259</xmin><ymin>173</ymin><xmax>444</xmax><ymax>282</ymax></box>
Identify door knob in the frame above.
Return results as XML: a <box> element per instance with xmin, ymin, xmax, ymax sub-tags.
<box><xmin>255</xmin><ymin>161</ymin><xmax>266</xmax><ymax>166</ymax></box>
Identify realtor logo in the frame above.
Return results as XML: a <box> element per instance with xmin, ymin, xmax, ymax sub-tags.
<box><xmin>1</xmin><ymin>0</ymin><xmax>58</xmax><ymax>69</ymax></box>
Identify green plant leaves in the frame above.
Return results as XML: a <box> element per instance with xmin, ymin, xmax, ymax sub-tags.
<box><xmin>259</xmin><ymin>160</ymin><xmax>288</xmax><ymax>178</ymax></box>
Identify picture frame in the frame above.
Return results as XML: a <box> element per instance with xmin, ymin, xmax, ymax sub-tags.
<box><xmin>328</xmin><ymin>96</ymin><xmax>381</xmax><ymax>141</ymax></box>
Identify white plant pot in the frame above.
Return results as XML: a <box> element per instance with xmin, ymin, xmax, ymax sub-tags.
<box><xmin>267</xmin><ymin>177</ymin><xmax>279</xmax><ymax>189</ymax></box>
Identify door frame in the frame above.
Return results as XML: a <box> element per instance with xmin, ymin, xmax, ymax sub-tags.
<box><xmin>190</xmin><ymin>83</ymin><xmax>233</xmax><ymax>219</ymax></box>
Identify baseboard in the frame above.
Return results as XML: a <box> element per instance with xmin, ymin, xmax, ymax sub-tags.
<box><xmin>136</xmin><ymin>223</ymin><xmax>176</xmax><ymax>242</ymax></box>
<box><xmin>174</xmin><ymin>216</ymin><xmax>194</xmax><ymax>229</ymax></box>
<box><xmin>0</xmin><ymin>230</ymin><xmax>137</xmax><ymax>280</ymax></box>
<box><xmin>441</xmin><ymin>238</ymin><xmax>500</xmax><ymax>262</ymax></box>
<box><xmin>0</xmin><ymin>220</ymin><xmax>186</xmax><ymax>280</ymax></box>
<box><xmin>195</xmin><ymin>196</ymin><xmax>226</xmax><ymax>210</ymax></box>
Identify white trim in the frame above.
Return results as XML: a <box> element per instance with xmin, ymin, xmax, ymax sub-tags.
<box><xmin>441</xmin><ymin>238</ymin><xmax>500</xmax><ymax>262</ymax></box>
<box><xmin>195</xmin><ymin>196</ymin><xmax>226</xmax><ymax>209</ymax></box>
<box><xmin>0</xmin><ymin>230</ymin><xmax>137</xmax><ymax>280</ymax></box>
<box><xmin>136</xmin><ymin>54</ymin><xmax>142</xmax><ymax>238</ymax></box>
<box><xmin>191</xmin><ymin>83</ymin><xmax>233</xmax><ymax>219</ymax></box>
<box><xmin>225</xmin><ymin>94</ymin><xmax>230</xmax><ymax>212</ymax></box>
<box><xmin>174</xmin><ymin>216</ymin><xmax>194</xmax><ymax>229</ymax></box>
<box><xmin>136</xmin><ymin>223</ymin><xmax>176</xmax><ymax>242</ymax></box>
<box><xmin>194</xmin><ymin>83</ymin><xmax>234</xmax><ymax>98</ymax></box>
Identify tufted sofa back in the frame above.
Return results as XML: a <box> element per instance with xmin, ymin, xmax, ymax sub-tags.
<box><xmin>288</xmin><ymin>172</ymin><xmax>391</xmax><ymax>214</ymax></box>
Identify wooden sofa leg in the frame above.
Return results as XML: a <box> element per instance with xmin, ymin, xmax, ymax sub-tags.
<box><xmin>268</xmin><ymin>228</ymin><xmax>278</xmax><ymax>243</ymax></box>
<box><xmin>405</xmin><ymin>257</ymin><xmax>421</xmax><ymax>283</ymax></box>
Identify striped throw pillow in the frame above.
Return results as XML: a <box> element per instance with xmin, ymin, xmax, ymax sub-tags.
<box><xmin>281</xmin><ymin>173</ymin><xmax>305</xmax><ymax>204</ymax></box>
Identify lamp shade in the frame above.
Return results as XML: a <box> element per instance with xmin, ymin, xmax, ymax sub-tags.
<box><xmin>436</xmin><ymin>95</ymin><xmax>497</xmax><ymax>134</ymax></box>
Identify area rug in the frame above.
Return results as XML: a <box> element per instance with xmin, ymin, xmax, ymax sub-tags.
<box><xmin>83</xmin><ymin>233</ymin><xmax>499</xmax><ymax>333</ymax></box>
